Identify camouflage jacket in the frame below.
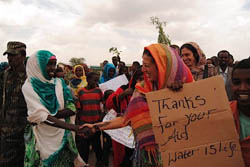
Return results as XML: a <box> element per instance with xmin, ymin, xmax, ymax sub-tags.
<box><xmin>0</xmin><ymin>67</ymin><xmax>28</xmax><ymax>134</ymax></box>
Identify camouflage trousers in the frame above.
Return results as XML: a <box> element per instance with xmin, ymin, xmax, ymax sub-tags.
<box><xmin>0</xmin><ymin>129</ymin><xmax>25</xmax><ymax>167</ymax></box>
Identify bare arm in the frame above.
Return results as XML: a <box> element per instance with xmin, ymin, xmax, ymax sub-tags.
<box><xmin>80</xmin><ymin>116</ymin><xmax>126</xmax><ymax>134</ymax></box>
<box><xmin>54</xmin><ymin>108</ymin><xmax>75</xmax><ymax>119</ymax></box>
<box><xmin>46</xmin><ymin>115</ymin><xmax>79</xmax><ymax>132</ymax></box>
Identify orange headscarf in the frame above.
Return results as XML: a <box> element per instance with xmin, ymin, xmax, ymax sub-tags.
<box><xmin>136</xmin><ymin>43</ymin><xmax>193</xmax><ymax>94</ymax></box>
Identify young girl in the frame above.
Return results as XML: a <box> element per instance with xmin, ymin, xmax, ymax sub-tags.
<box><xmin>70</xmin><ymin>65</ymin><xmax>88</xmax><ymax>97</ymax></box>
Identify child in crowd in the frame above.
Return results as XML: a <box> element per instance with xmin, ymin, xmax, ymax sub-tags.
<box><xmin>102</xmin><ymin>90</ymin><xmax>114</xmax><ymax>167</ymax></box>
<box><xmin>75</xmin><ymin>72</ymin><xmax>103</xmax><ymax>167</ymax></box>
<box><xmin>230</xmin><ymin>58</ymin><xmax>250</xmax><ymax>167</ymax></box>
<box><xmin>55</xmin><ymin>66</ymin><xmax>65</xmax><ymax>78</ymax></box>
<box><xmin>105</xmin><ymin>69</ymin><xmax>144</xmax><ymax>167</ymax></box>
<box><xmin>70</xmin><ymin>65</ymin><xmax>88</xmax><ymax>97</ymax></box>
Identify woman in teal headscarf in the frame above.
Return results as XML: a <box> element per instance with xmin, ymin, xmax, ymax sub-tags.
<box><xmin>22</xmin><ymin>50</ymin><xmax>86</xmax><ymax>167</ymax></box>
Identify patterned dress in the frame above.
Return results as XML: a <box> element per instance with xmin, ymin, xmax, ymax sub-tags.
<box><xmin>22</xmin><ymin>50</ymin><xmax>84</xmax><ymax>167</ymax></box>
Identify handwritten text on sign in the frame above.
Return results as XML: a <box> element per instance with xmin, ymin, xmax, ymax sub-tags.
<box><xmin>146</xmin><ymin>76</ymin><xmax>244</xmax><ymax>167</ymax></box>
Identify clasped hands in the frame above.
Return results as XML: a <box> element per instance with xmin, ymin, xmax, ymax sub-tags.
<box><xmin>75</xmin><ymin>124</ymin><xmax>98</xmax><ymax>138</ymax></box>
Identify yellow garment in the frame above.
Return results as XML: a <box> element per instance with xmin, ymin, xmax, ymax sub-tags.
<box><xmin>70</xmin><ymin>65</ymin><xmax>87</xmax><ymax>96</ymax></box>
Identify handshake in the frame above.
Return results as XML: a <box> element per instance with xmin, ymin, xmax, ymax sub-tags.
<box><xmin>75</xmin><ymin>124</ymin><xmax>100</xmax><ymax>138</ymax></box>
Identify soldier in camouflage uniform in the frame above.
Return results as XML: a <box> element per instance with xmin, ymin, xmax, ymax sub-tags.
<box><xmin>0</xmin><ymin>41</ymin><xmax>28</xmax><ymax>167</ymax></box>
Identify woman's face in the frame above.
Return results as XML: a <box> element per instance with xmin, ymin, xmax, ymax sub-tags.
<box><xmin>46</xmin><ymin>59</ymin><xmax>57</xmax><ymax>79</ymax></box>
<box><xmin>181</xmin><ymin>47</ymin><xmax>196</xmax><ymax>68</ymax></box>
<box><xmin>75</xmin><ymin>66</ymin><xmax>83</xmax><ymax>78</ymax></box>
<box><xmin>108</xmin><ymin>68</ymin><xmax>115</xmax><ymax>78</ymax></box>
<box><xmin>142</xmin><ymin>54</ymin><xmax>158</xmax><ymax>82</ymax></box>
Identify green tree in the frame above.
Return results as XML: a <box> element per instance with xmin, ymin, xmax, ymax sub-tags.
<box><xmin>151</xmin><ymin>16</ymin><xmax>171</xmax><ymax>46</ymax></box>
<box><xmin>69</xmin><ymin>57</ymin><xmax>85</xmax><ymax>66</ymax></box>
<box><xmin>109</xmin><ymin>47</ymin><xmax>122</xmax><ymax>57</ymax></box>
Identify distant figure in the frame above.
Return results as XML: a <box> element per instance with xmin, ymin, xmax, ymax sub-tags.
<box><xmin>118</xmin><ymin>61</ymin><xmax>126</xmax><ymax>71</ymax></box>
<box><xmin>0</xmin><ymin>62</ymin><xmax>8</xmax><ymax>72</ymax></box>
<box><xmin>228</xmin><ymin>54</ymin><xmax>235</xmax><ymax>67</ymax></box>
<box><xmin>206</xmin><ymin>58</ymin><xmax>213</xmax><ymax>65</ymax></box>
<box><xmin>112</xmin><ymin>56</ymin><xmax>119</xmax><ymax>73</ymax></box>
<box><xmin>211</xmin><ymin>56</ymin><xmax>219</xmax><ymax>67</ymax></box>
<box><xmin>70</xmin><ymin>65</ymin><xmax>88</xmax><ymax>97</ymax></box>
<box><xmin>99</xmin><ymin>63</ymin><xmax>116</xmax><ymax>84</ymax></box>
<box><xmin>55</xmin><ymin>66</ymin><xmax>65</xmax><ymax>78</ymax></box>
<box><xmin>170</xmin><ymin>44</ymin><xmax>180</xmax><ymax>56</ymax></box>
<box><xmin>217</xmin><ymin>50</ymin><xmax>233</xmax><ymax>100</ymax></box>
<box><xmin>0</xmin><ymin>41</ymin><xmax>28</xmax><ymax>167</ymax></box>
<box><xmin>102</xmin><ymin>60</ymin><xmax>109</xmax><ymax>70</ymax></box>
<box><xmin>130</xmin><ymin>61</ymin><xmax>141</xmax><ymax>76</ymax></box>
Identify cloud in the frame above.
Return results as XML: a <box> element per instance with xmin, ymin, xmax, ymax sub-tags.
<box><xmin>0</xmin><ymin>0</ymin><xmax>250</xmax><ymax>66</ymax></box>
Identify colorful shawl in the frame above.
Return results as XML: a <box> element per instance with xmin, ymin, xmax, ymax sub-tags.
<box><xmin>186</xmin><ymin>42</ymin><xmax>206</xmax><ymax>66</ymax></box>
<box><xmin>70</xmin><ymin>65</ymin><xmax>87</xmax><ymax>96</ymax></box>
<box><xmin>99</xmin><ymin>63</ymin><xmax>116</xmax><ymax>83</ymax></box>
<box><xmin>124</xmin><ymin>44</ymin><xmax>193</xmax><ymax>166</ymax></box>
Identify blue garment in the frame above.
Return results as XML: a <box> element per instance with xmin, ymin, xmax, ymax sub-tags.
<box><xmin>99</xmin><ymin>63</ymin><xmax>116</xmax><ymax>83</ymax></box>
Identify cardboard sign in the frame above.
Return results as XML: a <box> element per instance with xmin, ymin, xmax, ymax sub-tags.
<box><xmin>103</xmin><ymin>109</ymin><xmax>135</xmax><ymax>148</ymax></box>
<box><xmin>99</xmin><ymin>74</ymin><xmax>128</xmax><ymax>93</ymax></box>
<box><xmin>146</xmin><ymin>76</ymin><xmax>244</xmax><ymax>167</ymax></box>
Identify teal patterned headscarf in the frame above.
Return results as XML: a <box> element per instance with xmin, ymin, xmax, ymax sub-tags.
<box><xmin>26</xmin><ymin>50</ymin><xmax>73</xmax><ymax>115</ymax></box>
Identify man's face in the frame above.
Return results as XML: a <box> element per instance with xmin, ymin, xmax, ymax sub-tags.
<box><xmin>7</xmin><ymin>53</ymin><xmax>25</xmax><ymax>70</ymax></box>
<box><xmin>112</xmin><ymin>57</ymin><xmax>118</xmax><ymax>66</ymax></box>
<box><xmin>231</xmin><ymin>68</ymin><xmax>250</xmax><ymax>107</ymax></box>
<box><xmin>218</xmin><ymin>52</ymin><xmax>229</xmax><ymax>66</ymax></box>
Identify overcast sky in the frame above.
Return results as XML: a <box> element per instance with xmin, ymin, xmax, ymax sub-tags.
<box><xmin>0</xmin><ymin>0</ymin><xmax>250</xmax><ymax>66</ymax></box>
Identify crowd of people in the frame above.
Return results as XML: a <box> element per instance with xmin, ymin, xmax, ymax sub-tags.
<box><xmin>0</xmin><ymin>40</ymin><xmax>249</xmax><ymax>167</ymax></box>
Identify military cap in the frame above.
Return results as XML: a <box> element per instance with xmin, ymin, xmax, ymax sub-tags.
<box><xmin>3</xmin><ymin>41</ymin><xmax>26</xmax><ymax>56</ymax></box>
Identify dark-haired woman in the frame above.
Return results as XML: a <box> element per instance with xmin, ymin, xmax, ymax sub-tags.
<box><xmin>180</xmin><ymin>42</ymin><xmax>217</xmax><ymax>81</ymax></box>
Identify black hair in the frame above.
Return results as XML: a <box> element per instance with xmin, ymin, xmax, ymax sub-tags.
<box><xmin>86</xmin><ymin>71</ymin><xmax>99</xmax><ymax>80</ymax></box>
<box><xmin>143</xmin><ymin>49</ymin><xmax>155</xmax><ymax>64</ymax></box>
<box><xmin>118</xmin><ymin>65</ymin><xmax>128</xmax><ymax>74</ymax></box>
<box><xmin>229</xmin><ymin>54</ymin><xmax>234</xmax><ymax>61</ymax></box>
<box><xmin>130</xmin><ymin>69</ymin><xmax>144</xmax><ymax>90</ymax></box>
<box><xmin>180</xmin><ymin>43</ymin><xmax>200</xmax><ymax>64</ymax></box>
<box><xmin>55</xmin><ymin>66</ymin><xmax>64</xmax><ymax>73</ymax></box>
<box><xmin>119</xmin><ymin>61</ymin><xmax>126</xmax><ymax>66</ymax></box>
<box><xmin>170</xmin><ymin>44</ymin><xmax>180</xmax><ymax>50</ymax></box>
<box><xmin>231</xmin><ymin>58</ymin><xmax>250</xmax><ymax>80</ymax></box>
<box><xmin>132</xmin><ymin>61</ymin><xmax>140</xmax><ymax>67</ymax></box>
<box><xmin>217</xmin><ymin>50</ymin><xmax>230</xmax><ymax>57</ymax></box>
<box><xmin>103</xmin><ymin>89</ymin><xmax>114</xmax><ymax>101</ymax></box>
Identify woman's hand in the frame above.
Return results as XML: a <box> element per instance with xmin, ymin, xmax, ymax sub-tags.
<box><xmin>77</xmin><ymin>124</ymin><xmax>96</xmax><ymax>137</ymax></box>
<box><xmin>167</xmin><ymin>80</ymin><xmax>183</xmax><ymax>91</ymax></box>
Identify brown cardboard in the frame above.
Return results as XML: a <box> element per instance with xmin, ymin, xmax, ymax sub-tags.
<box><xmin>146</xmin><ymin>76</ymin><xmax>245</xmax><ymax>167</ymax></box>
